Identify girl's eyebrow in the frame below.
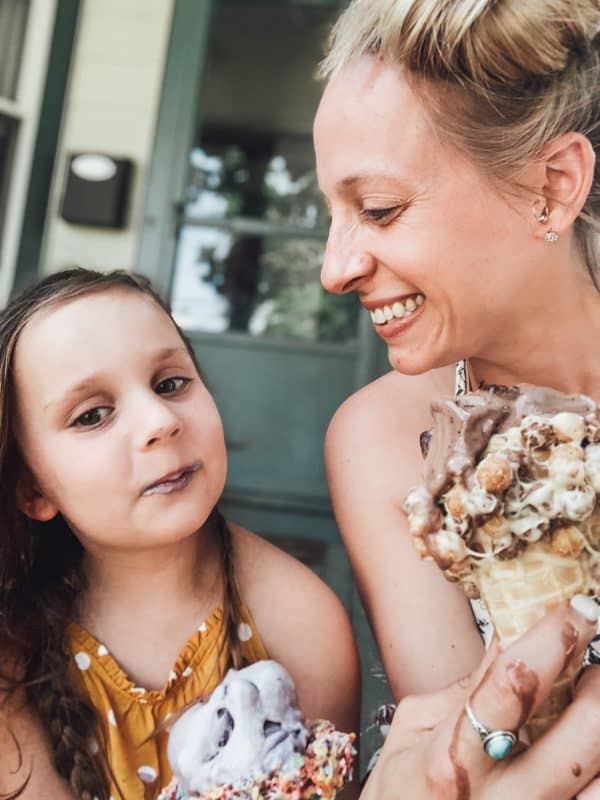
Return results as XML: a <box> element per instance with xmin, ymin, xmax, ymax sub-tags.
<box><xmin>43</xmin><ymin>375</ymin><xmax>105</xmax><ymax>412</ymax></box>
<box><xmin>153</xmin><ymin>345</ymin><xmax>190</xmax><ymax>362</ymax></box>
<box><xmin>43</xmin><ymin>347</ymin><xmax>191</xmax><ymax>412</ymax></box>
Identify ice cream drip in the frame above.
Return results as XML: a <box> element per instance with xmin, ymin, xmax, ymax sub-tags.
<box><xmin>405</xmin><ymin>383</ymin><xmax>600</xmax><ymax>590</ymax></box>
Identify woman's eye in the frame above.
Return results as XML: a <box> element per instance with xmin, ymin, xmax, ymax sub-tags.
<box><xmin>361</xmin><ymin>206</ymin><xmax>401</xmax><ymax>223</ymax></box>
<box><xmin>73</xmin><ymin>407</ymin><xmax>110</xmax><ymax>427</ymax></box>
<box><xmin>155</xmin><ymin>376</ymin><xmax>191</xmax><ymax>395</ymax></box>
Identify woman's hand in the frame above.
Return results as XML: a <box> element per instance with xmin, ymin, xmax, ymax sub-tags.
<box><xmin>362</xmin><ymin>600</ymin><xmax>600</xmax><ymax>800</ymax></box>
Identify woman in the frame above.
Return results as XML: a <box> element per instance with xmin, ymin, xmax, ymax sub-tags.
<box><xmin>313</xmin><ymin>0</ymin><xmax>600</xmax><ymax>796</ymax></box>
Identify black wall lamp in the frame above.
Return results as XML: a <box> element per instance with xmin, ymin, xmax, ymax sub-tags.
<box><xmin>61</xmin><ymin>152</ymin><xmax>133</xmax><ymax>228</ymax></box>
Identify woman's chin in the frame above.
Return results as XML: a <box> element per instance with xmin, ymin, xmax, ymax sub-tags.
<box><xmin>387</xmin><ymin>346</ymin><xmax>447</xmax><ymax>376</ymax></box>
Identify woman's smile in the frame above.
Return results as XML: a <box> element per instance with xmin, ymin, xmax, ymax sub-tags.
<box><xmin>363</xmin><ymin>293</ymin><xmax>426</xmax><ymax>339</ymax></box>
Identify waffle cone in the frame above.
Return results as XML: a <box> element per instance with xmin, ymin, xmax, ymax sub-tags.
<box><xmin>473</xmin><ymin>541</ymin><xmax>589</xmax><ymax>740</ymax></box>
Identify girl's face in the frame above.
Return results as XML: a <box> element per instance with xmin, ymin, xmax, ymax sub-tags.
<box><xmin>13</xmin><ymin>289</ymin><xmax>227</xmax><ymax>554</ymax></box>
<box><xmin>314</xmin><ymin>58</ymin><xmax>543</xmax><ymax>374</ymax></box>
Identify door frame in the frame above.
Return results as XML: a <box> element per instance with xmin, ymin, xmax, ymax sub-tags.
<box><xmin>137</xmin><ymin>0</ymin><xmax>214</xmax><ymax>299</ymax></box>
<box><xmin>137</xmin><ymin>0</ymin><xmax>384</xmax><ymax>387</ymax></box>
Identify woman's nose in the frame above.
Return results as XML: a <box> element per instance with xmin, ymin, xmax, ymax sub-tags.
<box><xmin>320</xmin><ymin>223</ymin><xmax>376</xmax><ymax>295</ymax></box>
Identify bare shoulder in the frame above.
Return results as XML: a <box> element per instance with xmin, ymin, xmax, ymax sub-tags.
<box><xmin>326</xmin><ymin>366</ymin><xmax>451</xmax><ymax>459</ymax></box>
<box><xmin>230</xmin><ymin>524</ymin><xmax>360</xmax><ymax>733</ymax></box>
<box><xmin>325</xmin><ymin>366</ymin><xmax>453</xmax><ymax>520</ymax></box>
<box><xmin>324</xmin><ymin>366</ymin><xmax>484</xmax><ymax>698</ymax></box>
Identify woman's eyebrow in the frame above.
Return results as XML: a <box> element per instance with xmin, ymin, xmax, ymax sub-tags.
<box><xmin>338</xmin><ymin>171</ymin><xmax>413</xmax><ymax>192</ymax></box>
<box><xmin>338</xmin><ymin>170</ymin><xmax>407</xmax><ymax>188</ymax></box>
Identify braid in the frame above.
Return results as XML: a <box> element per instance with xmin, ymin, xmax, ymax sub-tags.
<box><xmin>214</xmin><ymin>509</ymin><xmax>246</xmax><ymax>671</ymax></box>
<box><xmin>29</xmin><ymin>639</ymin><xmax>109</xmax><ymax>800</ymax></box>
<box><xmin>3</xmin><ymin>518</ymin><xmax>111</xmax><ymax>799</ymax></box>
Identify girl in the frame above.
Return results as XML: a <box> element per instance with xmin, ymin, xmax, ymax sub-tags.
<box><xmin>0</xmin><ymin>268</ymin><xmax>360</xmax><ymax>799</ymax></box>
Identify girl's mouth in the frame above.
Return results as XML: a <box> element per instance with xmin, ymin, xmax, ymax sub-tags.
<box><xmin>141</xmin><ymin>462</ymin><xmax>201</xmax><ymax>496</ymax></box>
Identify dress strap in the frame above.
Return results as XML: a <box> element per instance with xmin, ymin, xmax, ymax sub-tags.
<box><xmin>455</xmin><ymin>359</ymin><xmax>469</xmax><ymax>397</ymax></box>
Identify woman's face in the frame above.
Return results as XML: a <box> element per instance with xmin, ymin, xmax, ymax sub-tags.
<box><xmin>314</xmin><ymin>57</ymin><xmax>541</xmax><ymax>374</ymax></box>
<box><xmin>13</xmin><ymin>289</ymin><xmax>227</xmax><ymax>555</ymax></box>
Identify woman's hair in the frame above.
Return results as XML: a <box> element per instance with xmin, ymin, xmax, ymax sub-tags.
<box><xmin>320</xmin><ymin>0</ymin><xmax>600</xmax><ymax>286</ymax></box>
<box><xmin>0</xmin><ymin>268</ymin><xmax>245</xmax><ymax>799</ymax></box>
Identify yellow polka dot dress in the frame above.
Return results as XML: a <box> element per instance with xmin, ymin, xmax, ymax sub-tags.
<box><xmin>67</xmin><ymin>606</ymin><xmax>268</xmax><ymax>799</ymax></box>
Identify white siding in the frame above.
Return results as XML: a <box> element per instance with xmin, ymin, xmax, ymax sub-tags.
<box><xmin>42</xmin><ymin>0</ymin><xmax>175</xmax><ymax>274</ymax></box>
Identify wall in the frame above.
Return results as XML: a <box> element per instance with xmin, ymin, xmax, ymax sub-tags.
<box><xmin>41</xmin><ymin>0</ymin><xmax>175</xmax><ymax>274</ymax></box>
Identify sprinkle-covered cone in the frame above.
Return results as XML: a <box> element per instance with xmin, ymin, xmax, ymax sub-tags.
<box><xmin>475</xmin><ymin>542</ymin><xmax>588</xmax><ymax>739</ymax></box>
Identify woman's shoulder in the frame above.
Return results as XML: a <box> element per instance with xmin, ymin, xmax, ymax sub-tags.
<box><xmin>327</xmin><ymin>364</ymin><xmax>454</xmax><ymax>445</ymax></box>
<box><xmin>325</xmin><ymin>364</ymin><xmax>454</xmax><ymax>484</ymax></box>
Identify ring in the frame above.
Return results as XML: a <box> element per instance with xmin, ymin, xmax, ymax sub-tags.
<box><xmin>464</xmin><ymin>699</ymin><xmax>518</xmax><ymax>760</ymax></box>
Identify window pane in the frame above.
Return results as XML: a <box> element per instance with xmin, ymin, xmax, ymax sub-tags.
<box><xmin>185</xmin><ymin>139</ymin><xmax>329</xmax><ymax>230</ymax></box>
<box><xmin>170</xmin><ymin>1</ymin><xmax>358</xmax><ymax>344</ymax></box>
<box><xmin>171</xmin><ymin>224</ymin><xmax>358</xmax><ymax>344</ymax></box>
<box><xmin>0</xmin><ymin>0</ymin><xmax>31</xmax><ymax>99</ymax></box>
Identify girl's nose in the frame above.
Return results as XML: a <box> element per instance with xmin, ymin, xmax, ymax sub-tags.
<box><xmin>138</xmin><ymin>397</ymin><xmax>182</xmax><ymax>449</ymax></box>
<box><xmin>320</xmin><ymin>224</ymin><xmax>376</xmax><ymax>295</ymax></box>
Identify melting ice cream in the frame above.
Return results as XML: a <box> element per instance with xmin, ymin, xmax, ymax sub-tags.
<box><xmin>167</xmin><ymin>661</ymin><xmax>308</xmax><ymax>796</ymax></box>
<box><xmin>160</xmin><ymin>659</ymin><xmax>356</xmax><ymax>799</ymax></box>
<box><xmin>404</xmin><ymin>383</ymin><xmax>600</xmax><ymax>738</ymax></box>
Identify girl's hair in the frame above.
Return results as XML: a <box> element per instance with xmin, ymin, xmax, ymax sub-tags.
<box><xmin>0</xmin><ymin>268</ymin><xmax>245</xmax><ymax>799</ymax></box>
<box><xmin>320</xmin><ymin>0</ymin><xmax>600</xmax><ymax>287</ymax></box>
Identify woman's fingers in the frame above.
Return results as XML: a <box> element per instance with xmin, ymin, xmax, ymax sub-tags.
<box><xmin>506</xmin><ymin>665</ymin><xmax>600</xmax><ymax>800</ymax></box>
<box><xmin>435</xmin><ymin>600</ymin><xmax>598</xmax><ymax>790</ymax></box>
<box><xmin>389</xmin><ymin>639</ymin><xmax>501</xmax><ymax>751</ymax></box>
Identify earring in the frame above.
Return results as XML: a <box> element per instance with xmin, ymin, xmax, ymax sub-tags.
<box><xmin>532</xmin><ymin>201</ymin><xmax>549</xmax><ymax>223</ymax></box>
<box><xmin>544</xmin><ymin>229</ymin><xmax>559</xmax><ymax>243</ymax></box>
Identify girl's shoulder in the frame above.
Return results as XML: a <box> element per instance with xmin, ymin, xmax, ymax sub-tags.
<box><xmin>231</xmin><ymin>524</ymin><xmax>352</xmax><ymax>645</ymax></box>
<box><xmin>229</xmin><ymin>525</ymin><xmax>360</xmax><ymax>729</ymax></box>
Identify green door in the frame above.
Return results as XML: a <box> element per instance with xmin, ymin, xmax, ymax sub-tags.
<box><xmin>138</xmin><ymin>0</ymin><xmax>391</xmax><ymax>769</ymax></box>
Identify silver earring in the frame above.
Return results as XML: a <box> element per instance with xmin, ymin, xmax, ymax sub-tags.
<box><xmin>532</xmin><ymin>201</ymin><xmax>549</xmax><ymax>223</ymax></box>
<box><xmin>544</xmin><ymin>229</ymin><xmax>559</xmax><ymax>243</ymax></box>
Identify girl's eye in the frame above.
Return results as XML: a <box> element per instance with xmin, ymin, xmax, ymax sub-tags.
<box><xmin>73</xmin><ymin>407</ymin><xmax>111</xmax><ymax>428</ymax></box>
<box><xmin>155</xmin><ymin>376</ymin><xmax>191</xmax><ymax>395</ymax></box>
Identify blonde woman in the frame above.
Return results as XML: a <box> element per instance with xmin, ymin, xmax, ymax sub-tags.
<box><xmin>314</xmin><ymin>0</ymin><xmax>600</xmax><ymax>796</ymax></box>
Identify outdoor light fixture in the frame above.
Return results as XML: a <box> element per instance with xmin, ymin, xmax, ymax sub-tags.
<box><xmin>61</xmin><ymin>152</ymin><xmax>133</xmax><ymax>228</ymax></box>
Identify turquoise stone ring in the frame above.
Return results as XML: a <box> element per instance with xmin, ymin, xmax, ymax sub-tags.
<box><xmin>482</xmin><ymin>730</ymin><xmax>518</xmax><ymax>760</ymax></box>
<box><xmin>465</xmin><ymin>700</ymin><xmax>518</xmax><ymax>761</ymax></box>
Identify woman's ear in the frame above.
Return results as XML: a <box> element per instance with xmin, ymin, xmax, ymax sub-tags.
<box><xmin>16</xmin><ymin>472</ymin><xmax>58</xmax><ymax>522</ymax></box>
<box><xmin>539</xmin><ymin>131</ymin><xmax>596</xmax><ymax>236</ymax></box>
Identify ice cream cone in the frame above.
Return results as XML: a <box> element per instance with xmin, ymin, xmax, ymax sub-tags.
<box><xmin>475</xmin><ymin>541</ymin><xmax>588</xmax><ymax>738</ymax></box>
<box><xmin>404</xmin><ymin>384</ymin><xmax>600</xmax><ymax>742</ymax></box>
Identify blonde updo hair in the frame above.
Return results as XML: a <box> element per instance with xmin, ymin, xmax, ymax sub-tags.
<box><xmin>320</xmin><ymin>0</ymin><xmax>600</xmax><ymax>287</ymax></box>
